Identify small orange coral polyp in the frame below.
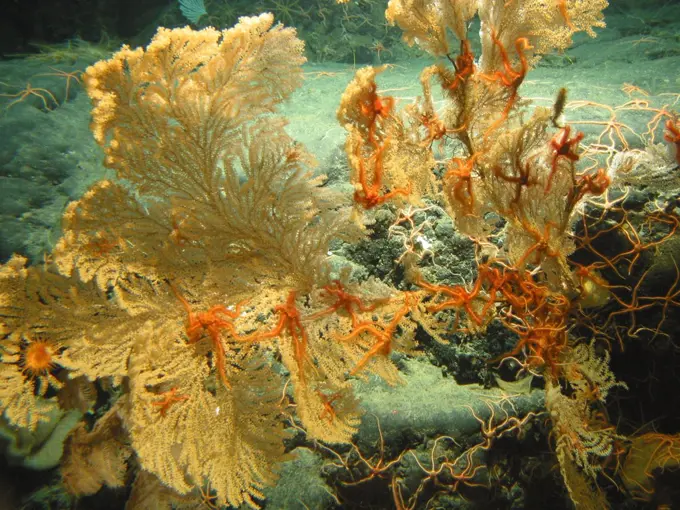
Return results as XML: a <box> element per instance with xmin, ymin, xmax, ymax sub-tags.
<box><xmin>22</xmin><ymin>340</ymin><xmax>55</xmax><ymax>377</ymax></box>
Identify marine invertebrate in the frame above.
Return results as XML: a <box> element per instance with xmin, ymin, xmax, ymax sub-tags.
<box><xmin>546</xmin><ymin>125</ymin><xmax>585</xmax><ymax>192</ymax></box>
<box><xmin>338</xmin><ymin>292</ymin><xmax>417</xmax><ymax>375</ymax></box>
<box><xmin>0</xmin><ymin>81</ymin><xmax>58</xmax><ymax>110</ymax></box>
<box><xmin>21</xmin><ymin>338</ymin><xmax>57</xmax><ymax>379</ymax></box>
<box><xmin>337</xmin><ymin>0</ymin><xmax>678</xmax><ymax>506</ymax></box>
<box><xmin>664</xmin><ymin>118</ymin><xmax>680</xmax><ymax>165</ymax></box>
<box><xmin>1</xmin><ymin>2</ymin><xmax>678</xmax><ymax>509</ymax></box>
<box><xmin>173</xmin><ymin>285</ymin><xmax>246</xmax><ymax>389</ymax></box>
<box><xmin>261</xmin><ymin>0</ymin><xmax>311</xmax><ymax>26</ymax></box>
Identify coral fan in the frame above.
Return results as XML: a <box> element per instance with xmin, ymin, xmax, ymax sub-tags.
<box><xmin>1</xmin><ymin>1</ymin><xmax>679</xmax><ymax>509</ymax></box>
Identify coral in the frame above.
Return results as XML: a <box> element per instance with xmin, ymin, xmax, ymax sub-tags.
<box><xmin>61</xmin><ymin>406</ymin><xmax>131</xmax><ymax>496</ymax></box>
<box><xmin>338</xmin><ymin>66</ymin><xmax>437</xmax><ymax>213</ymax></box>
<box><xmin>0</xmin><ymin>12</ymin><xmax>418</xmax><ymax>508</ymax></box>
<box><xmin>338</xmin><ymin>291</ymin><xmax>418</xmax><ymax>376</ymax></box>
<box><xmin>336</xmin><ymin>0</ymin><xmax>678</xmax><ymax>507</ymax></box>
<box><xmin>1</xmin><ymin>2</ymin><xmax>679</xmax><ymax>509</ymax></box>
<box><xmin>0</xmin><ymin>257</ymin><xmax>65</xmax><ymax>430</ymax></box>
<box><xmin>0</xmin><ymin>14</ymin><xmax>309</xmax><ymax>508</ymax></box>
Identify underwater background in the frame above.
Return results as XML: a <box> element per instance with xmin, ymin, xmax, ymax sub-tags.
<box><xmin>1</xmin><ymin>0</ymin><xmax>680</xmax><ymax>509</ymax></box>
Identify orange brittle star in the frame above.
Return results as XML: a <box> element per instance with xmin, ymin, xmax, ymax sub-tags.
<box><xmin>152</xmin><ymin>387</ymin><xmax>189</xmax><ymax>417</ymax></box>
<box><xmin>172</xmin><ymin>285</ymin><xmax>246</xmax><ymax>389</ymax></box>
